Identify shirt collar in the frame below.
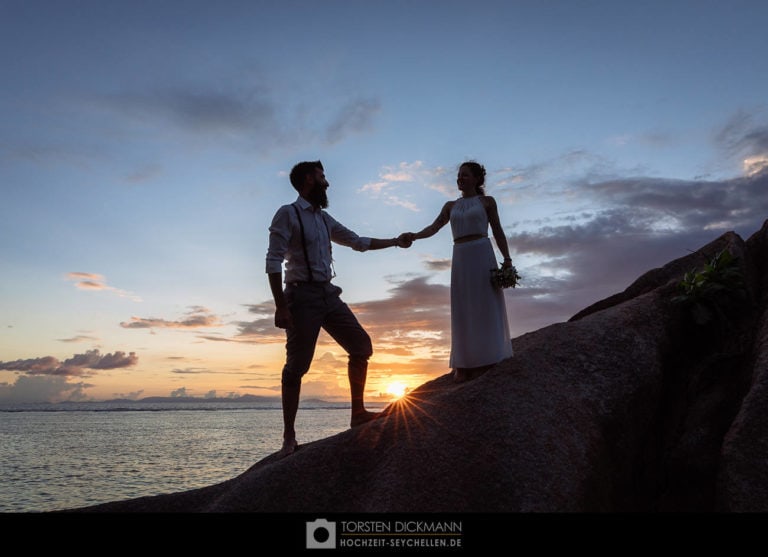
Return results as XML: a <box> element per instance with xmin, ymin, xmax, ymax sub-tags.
<box><xmin>295</xmin><ymin>195</ymin><xmax>318</xmax><ymax>212</ymax></box>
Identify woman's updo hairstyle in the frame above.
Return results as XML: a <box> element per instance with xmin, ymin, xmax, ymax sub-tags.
<box><xmin>461</xmin><ymin>160</ymin><xmax>486</xmax><ymax>195</ymax></box>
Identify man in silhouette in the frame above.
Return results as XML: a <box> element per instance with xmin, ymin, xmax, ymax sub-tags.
<box><xmin>266</xmin><ymin>160</ymin><xmax>411</xmax><ymax>456</ymax></box>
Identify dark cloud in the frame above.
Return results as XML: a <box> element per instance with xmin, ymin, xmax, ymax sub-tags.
<box><xmin>196</xmin><ymin>335</ymin><xmax>238</xmax><ymax>343</ymax></box>
<box><xmin>235</xmin><ymin>318</ymin><xmax>276</xmax><ymax>338</ymax></box>
<box><xmin>353</xmin><ymin>277</ymin><xmax>450</xmax><ymax>332</ymax></box>
<box><xmin>502</xmin><ymin>168</ymin><xmax>768</xmax><ymax>334</ymax></box>
<box><xmin>0</xmin><ymin>356</ymin><xmax>60</xmax><ymax>374</ymax></box>
<box><xmin>0</xmin><ymin>375</ymin><xmax>94</xmax><ymax>403</ymax></box>
<box><xmin>125</xmin><ymin>163</ymin><xmax>162</xmax><ymax>183</ymax></box>
<box><xmin>85</xmin><ymin>351</ymin><xmax>138</xmax><ymax>370</ymax></box>
<box><xmin>0</xmin><ymin>349</ymin><xmax>138</xmax><ymax>377</ymax></box>
<box><xmin>350</xmin><ymin>277</ymin><xmax>451</xmax><ymax>357</ymax></box>
<box><xmin>236</xmin><ymin>302</ymin><xmax>284</xmax><ymax>342</ymax></box>
<box><xmin>325</xmin><ymin>98</ymin><xmax>381</xmax><ymax>144</ymax></box>
<box><xmin>171</xmin><ymin>368</ymin><xmax>210</xmax><ymax>375</ymax></box>
<box><xmin>57</xmin><ymin>334</ymin><xmax>99</xmax><ymax>343</ymax></box>
<box><xmin>577</xmin><ymin>170</ymin><xmax>768</xmax><ymax>231</ymax></box>
<box><xmin>102</xmin><ymin>87</ymin><xmax>276</xmax><ymax>134</ymax></box>
<box><xmin>120</xmin><ymin>307</ymin><xmax>221</xmax><ymax>330</ymax></box>
<box><xmin>424</xmin><ymin>258</ymin><xmax>451</xmax><ymax>272</ymax></box>
<box><xmin>112</xmin><ymin>390</ymin><xmax>144</xmax><ymax>400</ymax></box>
<box><xmin>715</xmin><ymin>111</ymin><xmax>768</xmax><ymax>158</ymax></box>
<box><xmin>234</xmin><ymin>277</ymin><xmax>451</xmax><ymax>357</ymax></box>
<box><xmin>503</xmin><ymin>225</ymin><xmax>704</xmax><ymax>336</ymax></box>
<box><xmin>741</xmin><ymin>127</ymin><xmax>768</xmax><ymax>155</ymax></box>
<box><xmin>99</xmin><ymin>86</ymin><xmax>380</xmax><ymax>150</ymax></box>
<box><xmin>237</xmin><ymin>166</ymin><xmax>768</xmax><ymax>366</ymax></box>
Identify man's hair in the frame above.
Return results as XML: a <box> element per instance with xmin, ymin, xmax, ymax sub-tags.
<box><xmin>289</xmin><ymin>160</ymin><xmax>324</xmax><ymax>192</ymax></box>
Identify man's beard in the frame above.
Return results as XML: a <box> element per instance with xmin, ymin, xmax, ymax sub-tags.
<box><xmin>308</xmin><ymin>184</ymin><xmax>329</xmax><ymax>209</ymax></box>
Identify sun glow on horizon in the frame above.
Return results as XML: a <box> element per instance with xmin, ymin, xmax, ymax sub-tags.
<box><xmin>385</xmin><ymin>381</ymin><xmax>410</xmax><ymax>399</ymax></box>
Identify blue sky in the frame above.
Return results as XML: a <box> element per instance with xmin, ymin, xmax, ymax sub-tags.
<box><xmin>2</xmin><ymin>0</ymin><xmax>767</xmax><ymax>403</ymax></box>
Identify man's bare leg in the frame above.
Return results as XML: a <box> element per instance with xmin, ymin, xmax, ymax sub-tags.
<box><xmin>348</xmin><ymin>355</ymin><xmax>381</xmax><ymax>427</ymax></box>
<box><xmin>280</xmin><ymin>379</ymin><xmax>300</xmax><ymax>456</ymax></box>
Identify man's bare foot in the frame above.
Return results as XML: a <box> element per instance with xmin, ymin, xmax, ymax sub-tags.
<box><xmin>278</xmin><ymin>437</ymin><xmax>298</xmax><ymax>458</ymax></box>
<box><xmin>350</xmin><ymin>410</ymin><xmax>382</xmax><ymax>428</ymax></box>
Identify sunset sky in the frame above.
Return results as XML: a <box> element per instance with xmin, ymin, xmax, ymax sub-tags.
<box><xmin>2</xmin><ymin>0</ymin><xmax>767</xmax><ymax>404</ymax></box>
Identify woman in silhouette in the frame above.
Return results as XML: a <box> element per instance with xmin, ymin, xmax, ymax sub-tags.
<box><xmin>403</xmin><ymin>161</ymin><xmax>514</xmax><ymax>382</ymax></box>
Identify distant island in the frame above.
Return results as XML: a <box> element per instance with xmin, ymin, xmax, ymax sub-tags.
<box><xmin>1</xmin><ymin>394</ymin><xmax>393</xmax><ymax>408</ymax></box>
<box><xmin>54</xmin><ymin>395</ymin><xmax>353</xmax><ymax>405</ymax></box>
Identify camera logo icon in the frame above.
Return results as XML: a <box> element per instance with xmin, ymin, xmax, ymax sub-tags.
<box><xmin>306</xmin><ymin>518</ymin><xmax>336</xmax><ymax>549</ymax></box>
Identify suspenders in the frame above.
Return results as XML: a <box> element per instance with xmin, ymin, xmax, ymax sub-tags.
<box><xmin>291</xmin><ymin>203</ymin><xmax>333</xmax><ymax>282</ymax></box>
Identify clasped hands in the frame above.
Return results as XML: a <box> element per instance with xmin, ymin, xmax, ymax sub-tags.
<box><xmin>396</xmin><ymin>232</ymin><xmax>416</xmax><ymax>248</ymax></box>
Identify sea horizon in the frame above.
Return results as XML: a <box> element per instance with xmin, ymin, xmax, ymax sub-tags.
<box><xmin>0</xmin><ymin>395</ymin><xmax>394</xmax><ymax>412</ymax></box>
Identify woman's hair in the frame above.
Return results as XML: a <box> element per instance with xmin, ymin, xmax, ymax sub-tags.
<box><xmin>290</xmin><ymin>160</ymin><xmax>324</xmax><ymax>192</ymax></box>
<box><xmin>461</xmin><ymin>161</ymin><xmax>486</xmax><ymax>195</ymax></box>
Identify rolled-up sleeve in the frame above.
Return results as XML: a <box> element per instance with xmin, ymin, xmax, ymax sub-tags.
<box><xmin>266</xmin><ymin>206</ymin><xmax>291</xmax><ymax>273</ymax></box>
<box><xmin>325</xmin><ymin>213</ymin><xmax>371</xmax><ymax>252</ymax></box>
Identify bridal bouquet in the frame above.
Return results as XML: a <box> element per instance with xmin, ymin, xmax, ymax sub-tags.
<box><xmin>491</xmin><ymin>262</ymin><xmax>521</xmax><ymax>289</ymax></box>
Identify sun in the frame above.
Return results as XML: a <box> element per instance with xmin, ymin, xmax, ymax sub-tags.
<box><xmin>385</xmin><ymin>381</ymin><xmax>409</xmax><ymax>399</ymax></box>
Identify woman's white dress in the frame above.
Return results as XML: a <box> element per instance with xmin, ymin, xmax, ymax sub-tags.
<box><xmin>449</xmin><ymin>196</ymin><xmax>514</xmax><ymax>369</ymax></box>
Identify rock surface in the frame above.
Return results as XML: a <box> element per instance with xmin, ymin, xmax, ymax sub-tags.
<box><xmin>68</xmin><ymin>221</ymin><xmax>768</xmax><ymax>512</ymax></box>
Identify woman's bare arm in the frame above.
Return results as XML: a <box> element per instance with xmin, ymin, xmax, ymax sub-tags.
<box><xmin>411</xmin><ymin>201</ymin><xmax>453</xmax><ymax>240</ymax></box>
<box><xmin>484</xmin><ymin>196</ymin><xmax>512</xmax><ymax>264</ymax></box>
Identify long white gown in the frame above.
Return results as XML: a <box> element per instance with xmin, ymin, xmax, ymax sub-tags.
<box><xmin>448</xmin><ymin>195</ymin><xmax>514</xmax><ymax>369</ymax></box>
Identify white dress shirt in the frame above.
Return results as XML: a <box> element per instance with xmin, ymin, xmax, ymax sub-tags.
<box><xmin>266</xmin><ymin>196</ymin><xmax>372</xmax><ymax>283</ymax></box>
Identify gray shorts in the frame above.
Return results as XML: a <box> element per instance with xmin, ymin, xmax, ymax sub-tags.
<box><xmin>281</xmin><ymin>282</ymin><xmax>372</xmax><ymax>385</ymax></box>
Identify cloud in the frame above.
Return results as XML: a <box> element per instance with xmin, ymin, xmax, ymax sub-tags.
<box><xmin>576</xmin><ymin>169</ymin><xmax>768</xmax><ymax>233</ymax></box>
<box><xmin>359</xmin><ymin>161</ymin><xmax>450</xmax><ymax>211</ymax></box>
<box><xmin>423</xmin><ymin>258</ymin><xmax>451</xmax><ymax>272</ymax></box>
<box><xmin>96</xmin><ymin>83</ymin><xmax>381</xmax><ymax>153</ymax></box>
<box><xmin>65</xmin><ymin>272</ymin><xmax>141</xmax><ymax>302</ymax></box>
<box><xmin>504</xmin><ymin>217</ymin><xmax>702</xmax><ymax>334</ymax></box>
<box><xmin>120</xmin><ymin>307</ymin><xmax>222</xmax><ymax>330</ymax></box>
<box><xmin>125</xmin><ymin>163</ymin><xmax>163</xmax><ymax>183</ymax></box>
<box><xmin>236</xmin><ymin>302</ymin><xmax>284</xmax><ymax>342</ymax></box>
<box><xmin>714</xmin><ymin>110</ymin><xmax>768</xmax><ymax>176</ymax></box>
<box><xmin>0</xmin><ymin>375</ymin><xmax>94</xmax><ymax>403</ymax></box>
<box><xmin>744</xmin><ymin>155</ymin><xmax>768</xmax><ymax>176</ymax></box>
<box><xmin>325</xmin><ymin>98</ymin><xmax>381</xmax><ymax>144</ymax></box>
<box><xmin>0</xmin><ymin>349</ymin><xmax>138</xmax><ymax>378</ymax></box>
<box><xmin>171</xmin><ymin>368</ymin><xmax>211</xmax><ymax>375</ymax></box>
<box><xmin>101</xmin><ymin>87</ymin><xmax>276</xmax><ymax>134</ymax></box>
<box><xmin>350</xmin><ymin>276</ymin><xmax>452</xmax><ymax>356</ymax></box>
<box><xmin>58</xmin><ymin>334</ymin><xmax>99</xmax><ymax>343</ymax></box>
<box><xmin>112</xmin><ymin>390</ymin><xmax>145</xmax><ymax>400</ymax></box>
<box><xmin>0</xmin><ymin>356</ymin><xmax>61</xmax><ymax>374</ymax></box>
<box><xmin>235</xmin><ymin>276</ymin><xmax>451</xmax><ymax>358</ymax></box>
<box><xmin>715</xmin><ymin>110</ymin><xmax>768</xmax><ymax>154</ymax></box>
<box><xmin>499</xmin><ymin>167</ymin><xmax>768</xmax><ymax>334</ymax></box>
<box><xmin>238</xmin><ymin>165</ymin><xmax>768</xmax><ymax>377</ymax></box>
<box><xmin>86</xmin><ymin>351</ymin><xmax>139</xmax><ymax>369</ymax></box>
<box><xmin>196</xmin><ymin>335</ymin><xmax>238</xmax><ymax>343</ymax></box>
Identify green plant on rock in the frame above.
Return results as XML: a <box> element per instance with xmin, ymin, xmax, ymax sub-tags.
<box><xmin>672</xmin><ymin>249</ymin><xmax>746</xmax><ymax>326</ymax></box>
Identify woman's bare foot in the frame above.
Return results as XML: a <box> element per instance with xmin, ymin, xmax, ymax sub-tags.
<box><xmin>350</xmin><ymin>410</ymin><xmax>382</xmax><ymax>428</ymax></box>
<box><xmin>454</xmin><ymin>365</ymin><xmax>492</xmax><ymax>383</ymax></box>
<box><xmin>453</xmin><ymin>368</ymin><xmax>469</xmax><ymax>383</ymax></box>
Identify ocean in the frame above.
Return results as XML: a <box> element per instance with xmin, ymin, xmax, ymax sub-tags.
<box><xmin>0</xmin><ymin>399</ymin><xmax>386</xmax><ymax>513</ymax></box>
